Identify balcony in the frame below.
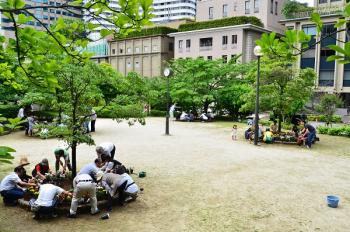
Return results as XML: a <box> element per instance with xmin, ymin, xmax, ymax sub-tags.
<box><xmin>199</xmin><ymin>46</ymin><xmax>212</xmax><ymax>51</ymax></box>
<box><xmin>285</xmin><ymin>6</ymin><xmax>343</xmax><ymax>19</ymax></box>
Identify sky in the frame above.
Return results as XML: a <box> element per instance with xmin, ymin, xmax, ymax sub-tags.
<box><xmin>297</xmin><ymin>0</ymin><xmax>314</xmax><ymax>6</ymax></box>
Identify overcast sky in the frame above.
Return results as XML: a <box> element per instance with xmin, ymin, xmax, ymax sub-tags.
<box><xmin>297</xmin><ymin>0</ymin><xmax>314</xmax><ymax>6</ymax></box>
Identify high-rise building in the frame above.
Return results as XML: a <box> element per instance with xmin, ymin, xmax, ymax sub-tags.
<box><xmin>0</xmin><ymin>0</ymin><xmax>82</xmax><ymax>39</ymax></box>
<box><xmin>152</xmin><ymin>0</ymin><xmax>196</xmax><ymax>23</ymax></box>
<box><xmin>196</xmin><ymin>0</ymin><xmax>285</xmax><ymax>33</ymax></box>
<box><xmin>280</xmin><ymin>0</ymin><xmax>350</xmax><ymax>104</ymax></box>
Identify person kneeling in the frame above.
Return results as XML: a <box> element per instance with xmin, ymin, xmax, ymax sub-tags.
<box><xmin>263</xmin><ymin>128</ymin><xmax>274</xmax><ymax>144</ymax></box>
<box><xmin>101</xmin><ymin>172</ymin><xmax>139</xmax><ymax>211</ymax></box>
<box><xmin>30</xmin><ymin>183</ymin><xmax>71</xmax><ymax>219</ymax></box>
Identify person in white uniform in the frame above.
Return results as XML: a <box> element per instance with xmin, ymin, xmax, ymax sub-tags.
<box><xmin>95</xmin><ymin>142</ymin><xmax>116</xmax><ymax>160</ymax></box>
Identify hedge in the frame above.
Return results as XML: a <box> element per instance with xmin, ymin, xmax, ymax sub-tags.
<box><xmin>318</xmin><ymin>126</ymin><xmax>350</xmax><ymax>137</ymax></box>
<box><xmin>118</xmin><ymin>26</ymin><xmax>178</xmax><ymax>39</ymax></box>
<box><xmin>0</xmin><ymin>104</ymin><xmax>19</xmax><ymax>118</ymax></box>
<box><xmin>178</xmin><ymin>16</ymin><xmax>264</xmax><ymax>32</ymax></box>
<box><xmin>148</xmin><ymin>110</ymin><xmax>166</xmax><ymax>117</ymax></box>
<box><xmin>308</xmin><ymin>114</ymin><xmax>342</xmax><ymax>123</ymax></box>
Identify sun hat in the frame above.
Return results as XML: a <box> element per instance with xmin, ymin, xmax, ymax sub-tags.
<box><xmin>41</xmin><ymin>158</ymin><xmax>49</xmax><ymax>166</ymax></box>
<box><xmin>18</xmin><ymin>156</ymin><xmax>30</xmax><ymax>166</ymax></box>
<box><xmin>96</xmin><ymin>171</ymin><xmax>104</xmax><ymax>182</ymax></box>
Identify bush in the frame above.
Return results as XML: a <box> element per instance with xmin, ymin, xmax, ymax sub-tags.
<box><xmin>32</xmin><ymin>111</ymin><xmax>59</xmax><ymax>121</ymax></box>
<box><xmin>308</xmin><ymin>114</ymin><xmax>342</xmax><ymax>123</ymax></box>
<box><xmin>178</xmin><ymin>16</ymin><xmax>263</xmax><ymax>32</ymax></box>
<box><xmin>148</xmin><ymin>110</ymin><xmax>166</xmax><ymax>117</ymax></box>
<box><xmin>0</xmin><ymin>104</ymin><xmax>19</xmax><ymax>118</ymax></box>
<box><xmin>317</xmin><ymin>126</ymin><xmax>350</xmax><ymax>137</ymax></box>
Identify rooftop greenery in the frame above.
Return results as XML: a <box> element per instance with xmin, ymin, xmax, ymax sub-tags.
<box><xmin>117</xmin><ymin>26</ymin><xmax>178</xmax><ymax>39</ymax></box>
<box><xmin>178</xmin><ymin>16</ymin><xmax>264</xmax><ymax>32</ymax></box>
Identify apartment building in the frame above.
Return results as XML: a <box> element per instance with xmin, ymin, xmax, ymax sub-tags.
<box><xmin>196</xmin><ymin>0</ymin><xmax>285</xmax><ymax>33</ymax></box>
<box><xmin>152</xmin><ymin>0</ymin><xmax>197</xmax><ymax>23</ymax></box>
<box><xmin>280</xmin><ymin>0</ymin><xmax>350</xmax><ymax>103</ymax></box>
<box><xmin>169</xmin><ymin>24</ymin><xmax>270</xmax><ymax>63</ymax></box>
<box><xmin>1</xmin><ymin>0</ymin><xmax>82</xmax><ymax>38</ymax></box>
<box><xmin>107</xmin><ymin>31</ymin><xmax>175</xmax><ymax>77</ymax></box>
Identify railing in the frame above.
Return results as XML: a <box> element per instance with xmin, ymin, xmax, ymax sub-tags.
<box><xmin>286</xmin><ymin>6</ymin><xmax>344</xmax><ymax>19</ymax></box>
<box><xmin>199</xmin><ymin>46</ymin><xmax>212</xmax><ymax>51</ymax></box>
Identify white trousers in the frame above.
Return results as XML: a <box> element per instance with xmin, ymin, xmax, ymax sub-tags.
<box><xmin>70</xmin><ymin>181</ymin><xmax>98</xmax><ymax>214</ymax></box>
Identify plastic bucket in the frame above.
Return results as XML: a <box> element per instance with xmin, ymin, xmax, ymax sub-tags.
<box><xmin>327</xmin><ymin>195</ymin><xmax>340</xmax><ymax>208</ymax></box>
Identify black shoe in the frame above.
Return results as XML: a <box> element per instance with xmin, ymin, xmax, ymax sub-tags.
<box><xmin>67</xmin><ymin>213</ymin><xmax>76</xmax><ymax>218</ymax></box>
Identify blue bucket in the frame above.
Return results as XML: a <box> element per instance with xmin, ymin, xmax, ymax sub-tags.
<box><xmin>327</xmin><ymin>195</ymin><xmax>340</xmax><ymax>208</ymax></box>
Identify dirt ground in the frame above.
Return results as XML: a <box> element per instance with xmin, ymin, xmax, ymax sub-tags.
<box><xmin>1</xmin><ymin>118</ymin><xmax>350</xmax><ymax>232</ymax></box>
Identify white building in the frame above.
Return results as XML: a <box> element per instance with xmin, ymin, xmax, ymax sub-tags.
<box><xmin>152</xmin><ymin>0</ymin><xmax>196</xmax><ymax>23</ymax></box>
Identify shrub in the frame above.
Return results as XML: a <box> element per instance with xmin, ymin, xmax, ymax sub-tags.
<box><xmin>148</xmin><ymin>110</ymin><xmax>166</xmax><ymax>117</ymax></box>
<box><xmin>317</xmin><ymin>126</ymin><xmax>350</xmax><ymax>137</ymax></box>
<box><xmin>178</xmin><ymin>16</ymin><xmax>263</xmax><ymax>32</ymax></box>
<box><xmin>0</xmin><ymin>104</ymin><xmax>19</xmax><ymax>118</ymax></box>
<box><xmin>308</xmin><ymin>114</ymin><xmax>342</xmax><ymax>123</ymax></box>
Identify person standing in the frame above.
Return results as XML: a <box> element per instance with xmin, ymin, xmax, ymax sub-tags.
<box><xmin>96</xmin><ymin>142</ymin><xmax>116</xmax><ymax>160</ymax></box>
<box><xmin>169</xmin><ymin>104</ymin><xmax>176</xmax><ymax>120</ymax></box>
<box><xmin>0</xmin><ymin>167</ymin><xmax>36</xmax><ymax>205</ymax></box>
<box><xmin>90</xmin><ymin>109</ymin><xmax>97</xmax><ymax>132</ymax></box>
<box><xmin>17</xmin><ymin>107</ymin><xmax>24</xmax><ymax>118</ymax></box>
<box><xmin>67</xmin><ymin>172</ymin><xmax>102</xmax><ymax>218</ymax></box>
<box><xmin>30</xmin><ymin>183</ymin><xmax>72</xmax><ymax>219</ymax></box>
<box><xmin>54</xmin><ymin>147</ymin><xmax>72</xmax><ymax>174</ymax></box>
<box><xmin>232</xmin><ymin>125</ymin><xmax>238</xmax><ymax>141</ymax></box>
<box><xmin>26</xmin><ymin>114</ymin><xmax>35</xmax><ymax>136</ymax></box>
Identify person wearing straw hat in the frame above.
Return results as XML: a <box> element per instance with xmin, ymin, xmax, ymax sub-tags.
<box><xmin>67</xmin><ymin>171</ymin><xmax>103</xmax><ymax>218</ymax></box>
<box><xmin>16</xmin><ymin>156</ymin><xmax>32</xmax><ymax>182</ymax></box>
<box><xmin>54</xmin><ymin>147</ymin><xmax>72</xmax><ymax>174</ymax></box>
<box><xmin>32</xmin><ymin>158</ymin><xmax>51</xmax><ymax>181</ymax></box>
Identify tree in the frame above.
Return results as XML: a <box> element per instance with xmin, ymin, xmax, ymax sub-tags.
<box><xmin>170</xmin><ymin>58</ymin><xmax>235</xmax><ymax>113</ymax></box>
<box><xmin>241</xmin><ymin>56</ymin><xmax>316</xmax><ymax>132</ymax></box>
<box><xmin>316</xmin><ymin>94</ymin><xmax>343</xmax><ymax>126</ymax></box>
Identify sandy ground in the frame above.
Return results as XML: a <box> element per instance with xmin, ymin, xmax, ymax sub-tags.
<box><xmin>1</xmin><ymin>118</ymin><xmax>350</xmax><ymax>232</ymax></box>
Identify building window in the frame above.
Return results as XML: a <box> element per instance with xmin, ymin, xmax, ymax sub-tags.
<box><xmin>179</xmin><ymin>40</ymin><xmax>183</xmax><ymax>49</ymax></box>
<box><xmin>119</xmin><ymin>48</ymin><xmax>123</xmax><ymax>54</ymax></box>
<box><xmin>231</xmin><ymin>54</ymin><xmax>238</xmax><ymax>62</ymax></box>
<box><xmin>274</xmin><ymin>2</ymin><xmax>278</xmax><ymax>15</ymax></box>
<box><xmin>245</xmin><ymin>1</ymin><xmax>250</xmax><ymax>14</ymax></box>
<box><xmin>135</xmin><ymin>47</ymin><xmax>140</xmax><ymax>53</ymax></box>
<box><xmin>319</xmin><ymin>0</ymin><xmax>327</xmax><ymax>3</ymax></box>
<box><xmin>270</xmin><ymin>0</ymin><xmax>273</xmax><ymax>13</ymax></box>
<box><xmin>223</xmin><ymin>4</ymin><xmax>228</xmax><ymax>18</ymax></box>
<box><xmin>127</xmin><ymin>59</ymin><xmax>131</xmax><ymax>68</ymax></box>
<box><xmin>222</xmin><ymin>55</ymin><xmax>227</xmax><ymax>63</ymax></box>
<box><xmin>207</xmin><ymin>56</ymin><xmax>212</xmax><ymax>60</ymax></box>
<box><xmin>135</xmin><ymin>60</ymin><xmax>140</xmax><ymax>68</ymax></box>
<box><xmin>144</xmin><ymin>46</ymin><xmax>149</xmax><ymax>52</ymax></box>
<box><xmin>127</xmin><ymin>47</ymin><xmax>131</xmax><ymax>53</ymax></box>
<box><xmin>234</xmin><ymin>3</ymin><xmax>237</xmax><ymax>11</ymax></box>
<box><xmin>319</xmin><ymin>24</ymin><xmax>336</xmax><ymax>87</ymax></box>
<box><xmin>112</xmin><ymin>49</ymin><xmax>115</xmax><ymax>55</ymax></box>
<box><xmin>232</xmin><ymin>35</ymin><xmax>237</xmax><ymax>44</ymax></box>
<box><xmin>254</xmin><ymin>0</ymin><xmax>259</xmax><ymax>13</ymax></box>
<box><xmin>209</xmin><ymin>7</ymin><xmax>213</xmax><ymax>19</ymax></box>
<box><xmin>153</xmin><ymin>45</ymin><xmax>158</xmax><ymax>51</ymax></box>
<box><xmin>200</xmin><ymin>37</ymin><xmax>213</xmax><ymax>47</ymax></box>
<box><xmin>222</xmin><ymin>36</ymin><xmax>228</xmax><ymax>45</ymax></box>
<box><xmin>169</xmin><ymin>42</ymin><xmax>174</xmax><ymax>51</ymax></box>
<box><xmin>186</xmin><ymin>39</ymin><xmax>191</xmax><ymax>48</ymax></box>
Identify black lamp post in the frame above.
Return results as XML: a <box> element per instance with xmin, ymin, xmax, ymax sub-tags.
<box><xmin>253</xmin><ymin>45</ymin><xmax>262</xmax><ymax>145</ymax></box>
<box><xmin>164</xmin><ymin>67</ymin><xmax>172</xmax><ymax>135</ymax></box>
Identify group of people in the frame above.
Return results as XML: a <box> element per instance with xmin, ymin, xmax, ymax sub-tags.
<box><xmin>0</xmin><ymin>141</ymin><xmax>139</xmax><ymax>219</ymax></box>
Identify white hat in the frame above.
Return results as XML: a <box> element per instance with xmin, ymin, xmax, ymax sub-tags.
<box><xmin>96</xmin><ymin>171</ymin><xmax>104</xmax><ymax>181</ymax></box>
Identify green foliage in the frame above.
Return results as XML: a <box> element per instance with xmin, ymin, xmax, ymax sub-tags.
<box><xmin>178</xmin><ymin>16</ymin><xmax>263</xmax><ymax>32</ymax></box>
<box><xmin>282</xmin><ymin>0</ymin><xmax>313</xmax><ymax>18</ymax></box>
<box><xmin>315</xmin><ymin>94</ymin><xmax>343</xmax><ymax>125</ymax></box>
<box><xmin>308</xmin><ymin>114</ymin><xmax>342</xmax><ymax>123</ymax></box>
<box><xmin>0</xmin><ymin>104</ymin><xmax>19</xmax><ymax>118</ymax></box>
<box><xmin>3</xmin><ymin>117</ymin><xmax>26</xmax><ymax>130</ymax></box>
<box><xmin>318</xmin><ymin>126</ymin><xmax>350</xmax><ymax>137</ymax></box>
<box><xmin>0</xmin><ymin>146</ymin><xmax>15</xmax><ymax>164</ymax></box>
<box><xmin>148</xmin><ymin>110</ymin><xmax>167</xmax><ymax>117</ymax></box>
<box><xmin>117</xmin><ymin>26</ymin><xmax>178</xmax><ymax>39</ymax></box>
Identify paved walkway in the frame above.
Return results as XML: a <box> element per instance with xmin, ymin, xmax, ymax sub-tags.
<box><xmin>1</xmin><ymin>118</ymin><xmax>350</xmax><ymax>231</ymax></box>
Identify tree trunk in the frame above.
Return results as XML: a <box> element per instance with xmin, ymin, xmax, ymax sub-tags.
<box><xmin>278</xmin><ymin>113</ymin><xmax>282</xmax><ymax>133</ymax></box>
<box><xmin>203</xmin><ymin>100</ymin><xmax>209</xmax><ymax>113</ymax></box>
<box><xmin>71</xmin><ymin>140</ymin><xmax>77</xmax><ymax>177</ymax></box>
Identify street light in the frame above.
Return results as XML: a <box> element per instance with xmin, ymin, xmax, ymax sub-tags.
<box><xmin>253</xmin><ymin>45</ymin><xmax>263</xmax><ymax>145</ymax></box>
<box><xmin>163</xmin><ymin>67</ymin><xmax>172</xmax><ymax>135</ymax></box>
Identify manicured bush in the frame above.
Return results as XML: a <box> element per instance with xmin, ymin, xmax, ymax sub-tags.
<box><xmin>118</xmin><ymin>26</ymin><xmax>178</xmax><ymax>39</ymax></box>
<box><xmin>148</xmin><ymin>110</ymin><xmax>166</xmax><ymax>117</ymax></box>
<box><xmin>317</xmin><ymin>126</ymin><xmax>350</xmax><ymax>137</ymax></box>
<box><xmin>178</xmin><ymin>16</ymin><xmax>263</xmax><ymax>32</ymax></box>
<box><xmin>308</xmin><ymin>114</ymin><xmax>342</xmax><ymax>123</ymax></box>
<box><xmin>0</xmin><ymin>104</ymin><xmax>19</xmax><ymax>118</ymax></box>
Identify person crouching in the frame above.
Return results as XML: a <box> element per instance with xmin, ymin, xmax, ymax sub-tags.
<box><xmin>67</xmin><ymin>172</ymin><xmax>103</xmax><ymax>218</ymax></box>
<box><xmin>30</xmin><ymin>182</ymin><xmax>71</xmax><ymax>219</ymax></box>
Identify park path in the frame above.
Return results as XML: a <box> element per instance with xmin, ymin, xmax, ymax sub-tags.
<box><xmin>1</xmin><ymin>118</ymin><xmax>350</xmax><ymax>232</ymax></box>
